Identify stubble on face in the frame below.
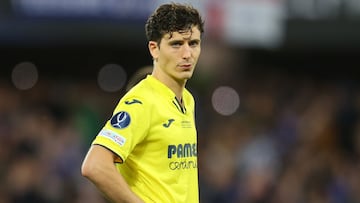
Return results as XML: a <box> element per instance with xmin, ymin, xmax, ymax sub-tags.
<box><xmin>152</xmin><ymin>26</ymin><xmax>201</xmax><ymax>88</ymax></box>
<box><xmin>165</xmin><ymin>28</ymin><xmax>200</xmax><ymax>73</ymax></box>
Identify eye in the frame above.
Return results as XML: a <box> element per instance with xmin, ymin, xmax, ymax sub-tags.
<box><xmin>170</xmin><ymin>41</ymin><xmax>183</xmax><ymax>48</ymax></box>
<box><xmin>189</xmin><ymin>40</ymin><xmax>200</xmax><ymax>47</ymax></box>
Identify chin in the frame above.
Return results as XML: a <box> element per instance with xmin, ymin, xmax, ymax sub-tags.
<box><xmin>184</xmin><ymin>70</ymin><xmax>194</xmax><ymax>77</ymax></box>
<box><xmin>174</xmin><ymin>71</ymin><xmax>194</xmax><ymax>82</ymax></box>
<box><xmin>182</xmin><ymin>74</ymin><xmax>193</xmax><ymax>80</ymax></box>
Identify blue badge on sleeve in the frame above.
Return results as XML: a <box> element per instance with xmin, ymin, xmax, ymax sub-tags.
<box><xmin>110</xmin><ymin>111</ymin><xmax>131</xmax><ymax>129</ymax></box>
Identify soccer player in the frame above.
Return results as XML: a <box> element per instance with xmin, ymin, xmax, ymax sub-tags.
<box><xmin>81</xmin><ymin>3</ymin><xmax>204</xmax><ymax>203</ymax></box>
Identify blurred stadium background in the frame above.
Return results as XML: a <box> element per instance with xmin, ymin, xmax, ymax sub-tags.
<box><xmin>1</xmin><ymin>0</ymin><xmax>360</xmax><ymax>202</ymax></box>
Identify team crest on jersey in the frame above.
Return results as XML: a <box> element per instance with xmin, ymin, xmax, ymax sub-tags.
<box><xmin>110</xmin><ymin>111</ymin><xmax>131</xmax><ymax>129</ymax></box>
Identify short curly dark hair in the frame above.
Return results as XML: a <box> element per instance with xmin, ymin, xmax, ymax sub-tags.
<box><xmin>145</xmin><ymin>3</ymin><xmax>204</xmax><ymax>44</ymax></box>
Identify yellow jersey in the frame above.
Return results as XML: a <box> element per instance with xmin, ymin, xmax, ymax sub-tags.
<box><xmin>92</xmin><ymin>75</ymin><xmax>199</xmax><ymax>203</ymax></box>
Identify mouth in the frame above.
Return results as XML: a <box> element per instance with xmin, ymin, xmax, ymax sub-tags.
<box><xmin>178</xmin><ymin>63</ymin><xmax>192</xmax><ymax>70</ymax></box>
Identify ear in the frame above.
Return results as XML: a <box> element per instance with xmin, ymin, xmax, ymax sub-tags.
<box><xmin>148</xmin><ymin>41</ymin><xmax>159</xmax><ymax>60</ymax></box>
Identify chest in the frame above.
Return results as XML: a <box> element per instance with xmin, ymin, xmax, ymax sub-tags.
<box><xmin>147</xmin><ymin>99</ymin><xmax>197</xmax><ymax>145</ymax></box>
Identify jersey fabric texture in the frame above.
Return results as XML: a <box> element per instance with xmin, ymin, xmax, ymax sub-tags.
<box><xmin>92</xmin><ymin>75</ymin><xmax>199</xmax><ymax>203</ymax></box>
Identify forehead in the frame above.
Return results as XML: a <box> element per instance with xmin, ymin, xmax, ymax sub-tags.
<box><xmin>163</xmin><ymin>26</ymin><xmax>201</xmax><ymax>41</ymax></box>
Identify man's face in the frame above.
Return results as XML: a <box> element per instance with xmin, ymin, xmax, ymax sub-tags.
<box><xmin>150</xmin><ymin>26</ymin><xmax>201</xmax><ymax>82</ymax></box>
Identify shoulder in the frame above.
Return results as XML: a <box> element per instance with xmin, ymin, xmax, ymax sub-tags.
<box><xmin>184</xmin><ymin>88</ymin><xmax>195</xmax><ymax>101</ymax></box>
<box><xmin>114</xmin><ymin>78</ymin><xmax>156</xmax><ymax>112</ymax></box>
<box><xmin>126</xmin><ymin>76</ymin><xmax>157</xmax><ymax>98</ymax></box>
<box><xmin>183</xmin><ymin>88</ymin><xmax>195</xmax><ymax>107</ymax></box>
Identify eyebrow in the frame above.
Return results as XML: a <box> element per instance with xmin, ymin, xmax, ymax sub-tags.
<box><xmin>168</xmin><ymin>38</ymin><xmax>201</xmax><ymax>44</ymax></box>
<box><xmin>189</xmin><ymin>39</ymin><xmax>201</xmax><ymax>43</ymax></box>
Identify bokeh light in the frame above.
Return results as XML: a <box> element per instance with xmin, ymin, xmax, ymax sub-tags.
<box><xmin>11</xmin><ymin>61</ymin><xmax>39</xmax><ymax>90</ymax></box>
<box><xmin>211</xmin><ymin>86</ymin><xmax>240</xmax><ymax>116</ymax></box>
<box><xmin>97</xmin><ymin>64</ymin><xmax>127</xmax><ymax>92</ymax></box>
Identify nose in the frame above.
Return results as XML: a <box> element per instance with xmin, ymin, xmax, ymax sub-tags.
<box><xmin>181</xmin><ymin>44</ymin><xmax>192</xmax><ymax>59</ymax></box>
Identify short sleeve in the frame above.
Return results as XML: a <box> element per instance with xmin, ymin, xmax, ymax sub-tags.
<box><xmin>92</xmin><ymin>96</ymin><xmax>150</xmax><ymax>162</ymax></box>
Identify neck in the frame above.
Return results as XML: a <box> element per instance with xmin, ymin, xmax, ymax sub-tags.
<box><xmin>152</xmin><ymin>68</ymin><xmax>186</xmax><ymax>100</ymax></box>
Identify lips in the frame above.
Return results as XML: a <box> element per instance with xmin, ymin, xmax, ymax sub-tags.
<box><xmin>178</xmin><ymin>64</ymin><xmax>192</xmax><ymax>70</ymax></box>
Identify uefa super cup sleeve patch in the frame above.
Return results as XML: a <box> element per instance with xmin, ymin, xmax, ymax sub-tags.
<box><xmin>99</xmin><ymin>129</ymin><xmax>127</xmax><ymax>146</ymax></box>
<box><xmin>110</xmin><ymin>111</ymin><xmax>131</xmax><ymax>129</ymax></box>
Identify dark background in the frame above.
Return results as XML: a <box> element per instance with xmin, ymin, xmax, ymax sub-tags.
<box><xmin>1</xmin><ymin>0</ymin><xmax>360</xmax><ymax>80</ymax></box>
<box><xmin>1</xmin><ymin>1</ymin><xmax>360</xmax><ymax>203</ymax></box>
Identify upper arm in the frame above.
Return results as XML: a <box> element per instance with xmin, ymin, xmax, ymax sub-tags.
<box><xmin>81</xmin><ymin>145</ymin><xmax>120</xmax><ymax>178</ymax></box>
<box><xmin>81</xmin><ymin>145</ymin><xmax>145</xmax><ymax>203</ymax></box>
